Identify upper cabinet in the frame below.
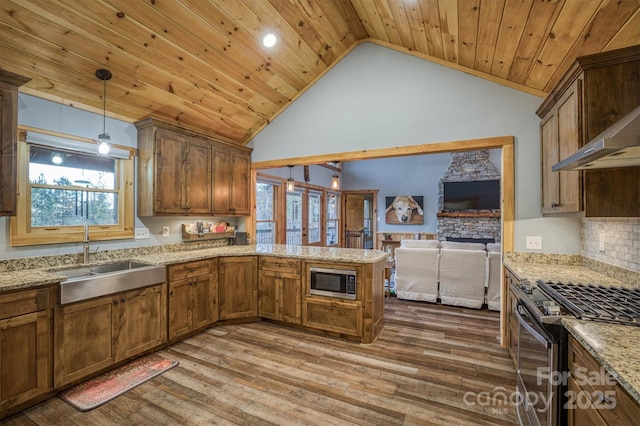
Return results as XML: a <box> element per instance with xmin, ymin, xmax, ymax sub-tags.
<box><xmin>0</xmin><ymin>70</ymin><xmax>31</xmax><ymax>216</ymax></box>
<box><xmin>536</xmin><ymin>46</ymin><xmax>640</xmax><ymax>217</ymax></box>
<box><xmin>136</xmin><ymin>118</ymin><xmax>252</xmax><ymax>217</ymax></box>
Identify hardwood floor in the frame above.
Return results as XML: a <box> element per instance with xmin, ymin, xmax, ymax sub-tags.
<box><xmin>5</xmin><ymin>299</ymin><xmax>518</xmax><ymax>425</ymax></box>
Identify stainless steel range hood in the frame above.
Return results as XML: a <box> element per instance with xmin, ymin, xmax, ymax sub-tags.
<box><xmin>552</xmin><ymin>105</ymin><xmax>640</xmax><ymax>171</ymax></box>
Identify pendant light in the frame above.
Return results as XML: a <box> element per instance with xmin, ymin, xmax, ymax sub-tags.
<box><xmin>95</xmin><ymin>68</ymin><xmax>112</xmax><ymax>156</ymax></box>
<box><xmin>287</xmin><ymin>165</ymin><xmax>295</xmax><ymax>192</ymax></box>
<box><xmin>330</xmin><ymin>161</ymin><xmax>340</xmax><ymax>190</ymax></box>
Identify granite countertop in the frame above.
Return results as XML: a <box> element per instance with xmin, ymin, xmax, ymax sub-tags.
<box><xmin>504</xmin><ymin>255</ymin><xmax>640</xmax><ymax>404</ymax></box>
<box><xmin>0</xmin><ymin>244</ymin><xmax>387</xmax><ymax>293</ymax></box>
<box><xmin>563</xmin><ymin>318</ymin><xmax>640</xmax><ymax>404</ymax></box>
<box><xmin>131</xmin><ymin>243</ymin><xmax>388</xmax><ymax>266</ymax></box>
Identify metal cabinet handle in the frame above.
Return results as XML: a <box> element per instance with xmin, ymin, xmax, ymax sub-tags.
<box><xmin>551</xmin><ymin>202</ymin><xmax>559</xmax><ymax>207</ymax></box>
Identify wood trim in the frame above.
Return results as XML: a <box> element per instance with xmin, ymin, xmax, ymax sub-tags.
<box><xmin>251</xmin><ymin>135</ymin><xmax>512</xmax><ymax>169</ymax></box>
<box><xmin>437</xmin><ymin>211</ymin><xmax>501</xmax><ymax>218</ymax></box>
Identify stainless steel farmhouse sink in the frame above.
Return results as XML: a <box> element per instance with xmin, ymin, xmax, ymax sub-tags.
<box><xmin>52</xmin><ymin>260</ymin><xmax>166</xmax><ymax>305</ymax></box>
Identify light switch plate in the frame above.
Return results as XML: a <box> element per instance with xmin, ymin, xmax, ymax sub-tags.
<box><xmin>134</xmin><ymin>228</ymin><xmax>150</xmax><ymax>239</ymax></box>
<box><xmin>525</xmin><ymin>236</ymin><xmax>542</xmax><ymax>250</ymax></box>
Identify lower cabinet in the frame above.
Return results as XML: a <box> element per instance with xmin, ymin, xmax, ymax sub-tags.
<box><xmin>567</xmin><ymin>334</ymin><xmax>640</xmax><ymax>425</ymax></box>
<box><xmin>219</xmin><ymin>256</ymin><xmax>257</xmax><ymax>320</ymax></box>
<box><xmin>0</xmin><ymin>288</ymin><xmax>51</xmax><ymax>417</ymax></box>
<box><xmin>505</xmin><ymin>268</ymin><xmax>519</xmax><ymax>367</ymax></box>
<box><xmin>168</xmin><ymin>259</ymin><xmax>217</xmax><ymax>342</ymax></box>
<box><xmin>54</xmin><ymin>283</ymin><xmax>167</xmax><ymax>387</ymax></box>
<box><xmin>258</xmin><ymin>257</ymin><xmax>302</xmax><ymax>324</ymax></box>
<box><xmin>302</xmin><ymin>297</ymin><xmax>362</xmax><ymax>337</ymax></box>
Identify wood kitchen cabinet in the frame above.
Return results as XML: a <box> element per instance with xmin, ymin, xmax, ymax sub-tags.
<box><xmin>213</xmin><ymin>146</ymin><xmax>251</xmax><ymax>216</ymax></box>
<box><xmin>566</xmin><ymin>335</ymin><xmax>640</xmax><ymax>425</ymax></box>
<box><xmin>0</xmin><ymin>70</ymin><xmax>30</xmax><ymax>216</ymax></box>
<box><xmin>168</xmin><ymin>259</ymin><xmax>217</xmax><ymax>342</ymax></box>
<box><xmin>135</xmin><ymin>118</ymin><xmax>252</xmax><ymax>217</ymax></box>
<box><xmin>219</xmin><ymin>256</ymin><xmax>257</xmax><ymax>320</ymax></box>
<box><xmin>258</xmin><ymin>256</ymin><xmax>302</xmax><ymax>324</ymax></box>
<box><xmin>0</xmin><ymin>287</ymin><xmax>51</xmax><ymax>418</ymax></box>
<box><xmin>54</xmin><ymin>283</ymin><xmax>167</xmax><ymax>387</ymax></box>
<box><xmin>537</xmin><ymin>45</ymin><xmax>640</xmax><ymax>217</ymax></box>
<box><xmin>505</xmin><ymin>268</ymin><xmax>519</xmax><ymax>367</ymax></box>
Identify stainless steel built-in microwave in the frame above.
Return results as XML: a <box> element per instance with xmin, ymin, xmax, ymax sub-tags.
<box><xmin>309</xmin><ymin>267</ymin><xmax>357</xmax><ymax>300</ymax></box>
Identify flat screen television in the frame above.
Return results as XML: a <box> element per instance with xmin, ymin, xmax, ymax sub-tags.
<box><xmin>443</xmin><ymin>180</ymin><xmax>500</xmax><ymax>211</ymax></box>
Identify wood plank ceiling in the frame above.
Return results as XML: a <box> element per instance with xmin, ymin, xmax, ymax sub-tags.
<box><xmin>0</xmin><ymin>0</ymin><xmax>638</xmax><ymax>145</ymax></box>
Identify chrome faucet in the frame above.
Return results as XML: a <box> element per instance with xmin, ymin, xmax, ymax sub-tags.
<box><xmin>83</xmin><ymin>222</ymin><xmax>90</xmax><ymax>264</ymax></box>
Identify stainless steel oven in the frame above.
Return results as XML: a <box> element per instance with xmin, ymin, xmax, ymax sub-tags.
<box><xmin>511</xmin><ymin>281</ymin><xmax>569</xmax><ymax>426</ymax></box>
<box><xmin>516</xmin><ymin>302</ymin><xmax>559</xmax><ymax>426</ymax></box>
<box><xmin>309</xmin><ymin>267</ymin><xmax>357</xmax><ymax>300</ymax></box>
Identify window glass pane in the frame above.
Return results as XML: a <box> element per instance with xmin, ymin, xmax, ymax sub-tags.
<box><xmin>29</xmin><ymin>145</ymin><xmax>118</xmax><ymax>227</ymax></box>
<box><xmin>256</xmin><ymin>182</ymin><xmax>274</xmax><ymax>221</ymax></box>
<box><xmin>31</xmin><ymin>188</ymin><xmax>118</xmax><ymax>226</ymax></box>
<box><xmin>286</xmin><ymin>191</ymin><xmax>303</xmax><ymax>245</ymax></box>
<box><xmin>29</xmin><ymin>145</ymin><xmax>116</xmax><ymax>189</ymax></box>
<box><xmin>256</xmin><ymin>222</ymin><xmax>275</xmax><ymax>244</ymax></box>
<box><xmin>308</xmin><ymin>192</ymin><xmax>321</xmax><ymax>244</ymax></box>
<box><xmin>326</xmin><ymin>193</ymin><xmax>339</xmax><ymax>246</ymax></box>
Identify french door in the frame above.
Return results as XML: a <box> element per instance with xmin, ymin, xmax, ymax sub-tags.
<box><xmin>286</xmin><ymin>188</ymin><xmax>323</xmax><ymax>246</ymax></box>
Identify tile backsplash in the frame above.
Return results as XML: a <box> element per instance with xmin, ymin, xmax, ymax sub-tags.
<box><xmin>581</xmin><ymin>218</ymin><xmax>639</xmax><ymax>273</ymax></box>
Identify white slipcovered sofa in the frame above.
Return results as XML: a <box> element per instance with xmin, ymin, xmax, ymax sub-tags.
<box><xmin>394</xmin><ymin>239</ymin><xmax>440</xmax><ymax>303</ymax></box>
<box><xmin>439</xmin><ymin>241</ymin><xmax>487</xmax><ymax>309</ymax></box>
<box><xmin>393</xmin><ymin>240</ymin><xmax>502</xmax><ymax>310</ymax></box>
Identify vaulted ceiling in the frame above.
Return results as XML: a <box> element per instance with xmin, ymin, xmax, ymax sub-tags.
<box><xmin>1</xmin><ymin>0</ymin><xmax>638</xmax><ymax>145</ymax></box>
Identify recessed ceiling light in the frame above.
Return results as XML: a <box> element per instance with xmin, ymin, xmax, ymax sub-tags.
<box><xmin>263</xmin><ymin>33</ymin><xmax>276</xmax><ymax>48</ymax></box>
<box><xmin>51</xmin><ymin>153</ymin><xmax>63</xmax><ymax>165</ymax></box>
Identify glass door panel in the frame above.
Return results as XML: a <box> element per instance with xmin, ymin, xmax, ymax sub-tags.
<box><xmin>286</xmin><ymin>191</ymin><xmax>303</xmax><ymax>245</ymax></box>
<box><xmin>307</xmin><ymin>191</ymin><xmax>322</xmax><ymax>246</ymax></box>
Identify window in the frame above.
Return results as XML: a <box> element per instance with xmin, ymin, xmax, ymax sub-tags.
<box><xmin>256</xmin><ymin>181</ymin><xmax>277</xmax><ymax>244</ymax></box>
<box><xmin>326</xmin><ymin>192</ymin><xmax>340</xmax><ymax>246</ymax></box>
<box><xmin>11</xmin><ymin>130</ymin><xmax>134</xmax><ymax>246</ymax></box>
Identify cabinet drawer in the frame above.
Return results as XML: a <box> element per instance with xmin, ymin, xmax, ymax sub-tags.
<box><xmin>168</xmin><ymin>260</ymin><xmax>212</xmax><ymax>281</ymax></box>
<box><xmin>0</xmin><ymin>287</ymin><xmax>49</xmax><ymax>320</ymax></box>
<box><xmin>259</xmin><ymin>257</ymin><xmax>301</xmax><ymax>275</ymax></box>
<box><xmin>303</xmin><ymin>297</ymin><xmax>362</xmax><ymax>337</ymax></box>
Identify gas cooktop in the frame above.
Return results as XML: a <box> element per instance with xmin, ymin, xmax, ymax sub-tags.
<box><xmin>537</xmin><ymin>280</ymin><xmax>640</xmax><ymax>326</ymax></box>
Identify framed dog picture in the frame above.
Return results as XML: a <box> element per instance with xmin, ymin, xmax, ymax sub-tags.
<box><xmin>385</xmin><ymin>195</ymin><xmax>424</xmax><ymax>224</ymax></box>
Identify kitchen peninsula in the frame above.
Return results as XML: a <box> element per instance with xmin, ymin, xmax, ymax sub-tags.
<box><xmin>0</xmin><ymin>243</ymin><xmax>386</xmax><ymax>418</ymax></box>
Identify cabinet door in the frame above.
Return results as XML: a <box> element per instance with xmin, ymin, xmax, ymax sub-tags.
<box><xmin>219</xmin><ymin>257</ymin><xmax>257</xmax><ymax>320</ymax></box>
<box><xmin>0</xmin><ymin>83</ymin><xmax>18</xmax><ymax>215</ymax></box>
<box><xmin>168</xmin><ymin>278</ymin><xmax>192</xmax><ymax>341</ymax></box>
<box><xmin>0</xmin><ymin>310</ymin><xmax>50</xmax><ymax>414</ymax></box>
<box><xmin>191</xmin><ymin>273</ymin><xmax>217</xmax><ymax>329</ymax></box>
<box><xmin>229</xmin><ymin>150</ymin><xmax>251</xmax><ymax>215</ymax></box>
<box><xmin>117</xmin><ymin>284</ymin><xmax>167</xmax><ymax>361</ymax></box>
<box><xmin>155</xmin><ymin>130</ymin><xmax>188</xmax><ymax>213</ymax></box>
<box><xmin>280</xmin><ymin>273</ymin><xmax>302</xmax><ymax>324</ymax></box>
<box><xmin>258</xmin><ymin>270</ymin><xmax>279</xmax><ymax>320</ymax></box>
<box><xmin>54</xmin><ymin>296</ymin><xmax>118</xmax><ymax>387</ymax></box>
<box><xmin>540</xmin><ymin>81</ymin><xmax>582</xmax><ymax>214</ymax></box>
<box><xmin>212</xmin><ymin>147</ymin><xmax>231</xmax><ymax>214</ymax></box>
<box><xmin>185</xmin><ymin>139</ymin><xmax>212</xmax><ymax>214</ymax></box>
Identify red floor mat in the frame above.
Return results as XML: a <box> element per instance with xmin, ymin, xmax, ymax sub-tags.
<box><xmin>59</xmin><ymin>354</ymin><xmax>178</xmax><ymax>411</ymax></box>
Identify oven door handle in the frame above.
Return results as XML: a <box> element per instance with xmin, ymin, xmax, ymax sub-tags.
<box><xmin>516</xmin><ymin>303</ymin><xmax>553</xmax><ymax>349</ymax></box>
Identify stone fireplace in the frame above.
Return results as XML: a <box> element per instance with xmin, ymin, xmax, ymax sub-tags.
<box><xmin>437</xmin><ymin>150</ymin><xmax>501</xmax><ymax>243</ymax></box>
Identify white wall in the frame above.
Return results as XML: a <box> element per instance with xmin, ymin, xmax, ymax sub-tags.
<box><xmin>250</xmin><ymin>42</ymin><xmax>581</xmax><ymax>253</ymax></box>
<box><xmin>0</xmin><ymin>94</ymin><xmax>244</xmax><ymax>260</ymax></box>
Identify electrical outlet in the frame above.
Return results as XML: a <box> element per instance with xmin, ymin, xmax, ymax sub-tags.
<box><xmin>525</xmin><ymin>236</ymin><xmax>542</xmax><ymax>250</ymax></box>
<box><xmin>162</xmin><ymin>226</ymin><xmax>170</xmax><ymax>238</ymax></box>
<box><xmin>598</xmin><ymin>232</ymin><xmax>606</xmax><ymax>253</ymax></box>
<box><xmin>134</xmin><ymin>228</ymin><xmax>149</xmax><ymax>239</ymax></box>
